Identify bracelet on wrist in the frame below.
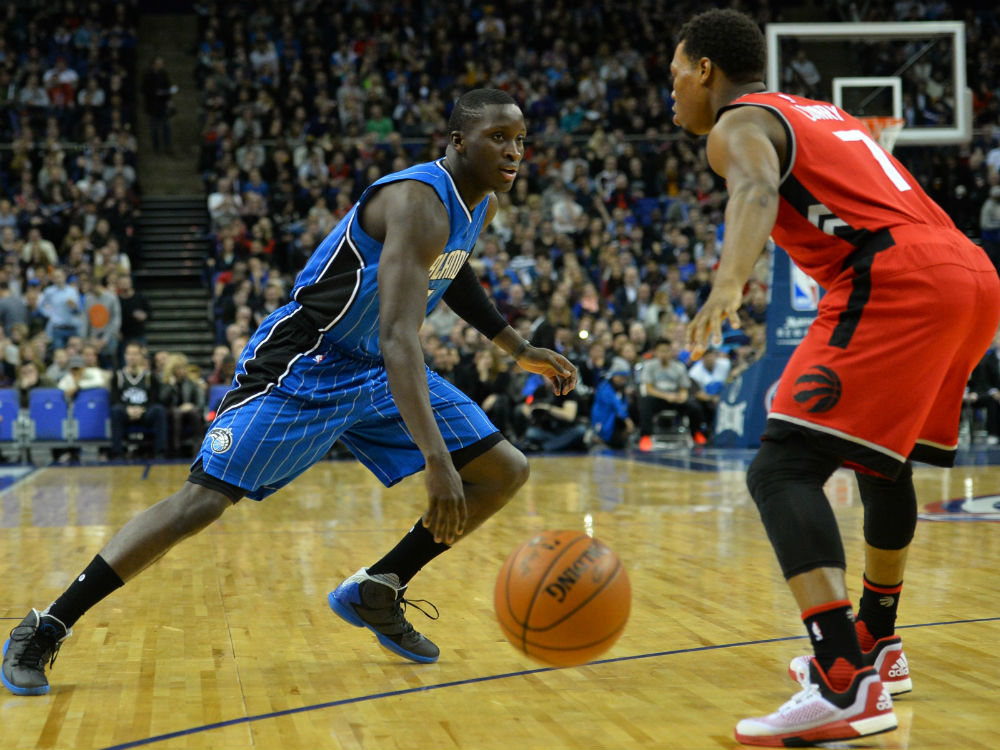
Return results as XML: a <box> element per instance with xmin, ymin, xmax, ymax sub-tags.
<box><xmin>512</xmin><ymin>340</ymin><xmax>530</xmax><ymax>358</ymax></box>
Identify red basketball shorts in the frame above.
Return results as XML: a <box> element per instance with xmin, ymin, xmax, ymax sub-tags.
<box><xmin>767</xmin><ymin>226</ymin><xmax>1000</xmax><ymax>478</ymax></box>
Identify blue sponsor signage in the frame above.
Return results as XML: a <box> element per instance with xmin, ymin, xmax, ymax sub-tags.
<box><xmin>714</xmin><ymin>247</ymin><xmax>822</xmax><ymax>447</ymax></box>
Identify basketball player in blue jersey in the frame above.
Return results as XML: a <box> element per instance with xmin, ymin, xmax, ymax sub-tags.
<box><xmin>3</xmin><ymin>88</ymin><xmax>577</xmax><ymax>695</ymax></box>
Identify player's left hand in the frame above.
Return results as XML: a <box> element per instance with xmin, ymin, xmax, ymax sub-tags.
<box><xmin>516</xmin><ymin>346</ymin><xmax>578</xmax><ymax>395</ymax></box>
<box><xmin>422</xmin><ymin>456</ymin><xmax>467</xmax><ymax>545</ymax></box>
<box><xmin>686</xmin><ymin>281</ymin><xmax>743</xmax><ymax>360</ymax></box>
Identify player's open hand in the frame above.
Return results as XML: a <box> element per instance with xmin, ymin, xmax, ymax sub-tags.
<box><xmin>686</xmin><ymin>282</ymin><xmax>744</xmax><ymax>360</ymax></box>
<box><xmin>422</xmin><ymin>456</ymin><xmax>467</xmax><ymax>545</ymax></box>
<box><xmin>515</xmin><ymin>346</ymin><xmax>578</xmax><ymax>396</ymax></box>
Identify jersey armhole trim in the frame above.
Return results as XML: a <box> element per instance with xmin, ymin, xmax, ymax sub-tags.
<box><xmin>434</xmin><ymin>158</ymin><xmax>474</xmax><ymax>224</ymax></box>
<box><xmin>718</xmin><ymin>102</ymin><xmax>797</xmax><ymax>184</ymax></box>
<box><xmin>352</xmin><ymin>177</ymin><xmax>454</xmax><ymax>252</ymax></box>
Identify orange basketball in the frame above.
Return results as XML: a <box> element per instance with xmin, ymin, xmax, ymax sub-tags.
<box><xmin>494</xmin><ymin>529</ymin><xmax>630</xmax><ymax>667</ymax></box>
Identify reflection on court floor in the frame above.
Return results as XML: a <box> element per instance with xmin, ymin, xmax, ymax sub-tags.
<box><xmin>1</xmin><ymin>447</ymin><xmax>997</xmax><ymax>750</ymax></box>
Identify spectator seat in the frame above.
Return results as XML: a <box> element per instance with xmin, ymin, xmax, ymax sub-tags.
<box><xmin>26</xmin><ymin>388</ymin><xmax>73</xmax><ymax>462</ymax></box>
<box><xmin>74</xmin><ymin>388</ymin><xmax>112</xmax><ymax>459</ymax></box>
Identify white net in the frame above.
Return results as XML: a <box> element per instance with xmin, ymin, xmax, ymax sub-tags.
<box><xmin>859</xmin><ymin>116</ymin><xmax>905</xmax><ymax>154</ymax></box>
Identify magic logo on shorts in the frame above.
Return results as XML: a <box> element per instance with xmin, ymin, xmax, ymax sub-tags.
<box><xmin>793</xmin><ymin>365</ymin><xmax>842</xmax><ymax>413</ymax></box>
<box><xmin>207</xmin><ymin>427</ymin><xmax>234</xmax><ymax>453</ymax></box>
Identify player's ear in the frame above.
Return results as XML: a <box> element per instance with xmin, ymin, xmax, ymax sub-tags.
<box><xmin>698</xmin><ymin>56</ymin><xmax>714</xmax><ymax>84</ymax></box>
<box><xmin>450</xmin><ymin>130</ymin><xmax>465</xmax><ymax>153</ymax></box>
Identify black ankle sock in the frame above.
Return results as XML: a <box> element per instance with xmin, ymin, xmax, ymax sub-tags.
<box><xmin>368</xmin><ymin>521</ymin><xmax>450</xmax><ymax>585</ymax></box>
<box><xmin>857</xmin><ymin>575</ymin><xmax>902</xmax><ymax>646</ymax></box>
<box><xmin>47</xmin><ymin>555</ymin><xmax>125</xmax><ymax>628</ymax></box>
<box><xmin>802</xmin><ymin>600</ymin><xmax>864</xmax><ymax>681</ymax></box>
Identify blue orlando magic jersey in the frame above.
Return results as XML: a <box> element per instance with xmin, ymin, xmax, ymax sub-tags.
<box><xmin>290</xmin><ymin>158</ymin><xmax>490</xmax><ymax>357</ymax></box>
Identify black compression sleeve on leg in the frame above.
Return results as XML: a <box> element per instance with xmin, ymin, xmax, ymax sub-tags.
<box><xmin>441</xmin><ymin>261</ymin><xmax>509</xmax><ymax>340</ymax></box>
<box><xmin>856</xmin><ymin>463</ymin><xmax>917</xmax><ymax>550</ymax></box>
<box><xmin>746</xmin><ymin>437</ymin><xmax>845</xmax><ymax>579</ymax></box>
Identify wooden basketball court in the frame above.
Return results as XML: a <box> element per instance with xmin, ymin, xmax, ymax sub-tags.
<box><xmin>1</xmin><ymin>447</ymin><xmax>997</xmax><ymax>749</ymax></box>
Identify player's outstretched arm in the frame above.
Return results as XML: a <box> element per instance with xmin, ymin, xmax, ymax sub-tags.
<box><xmin>440</xmin><ymin>270</ymin><xmax>577</xmax><ymax>395</ymax></box>
<box><xmin>442</xmin><ymin>193</ymin><xmax>576</xmax><ymax>395</ymax></box>
<box><xmin>376</xmin><ymin>181</ymin><xmax>467</xmax><ymax>544</ymax></box>
<box><xmin>687</xmin><ymin>106</ymin><xmax>784</xmax><ymax>359</ymax></box>
<box><xmin>441</xmin><ymin>270</ymin><xmax>575</xmax><ymax>396</ymax></box>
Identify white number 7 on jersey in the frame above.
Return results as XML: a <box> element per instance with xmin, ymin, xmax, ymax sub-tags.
<box><xmin>833</xmin><ymin>129</ymin><xmax>911</xmax><ymax>192</ymax></box>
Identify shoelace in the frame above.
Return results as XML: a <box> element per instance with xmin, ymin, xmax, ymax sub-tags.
<box><xmin>398</xmin><ymin>596</ymin><xmax>440</xmax><ymax>625</ymax></box>
<box><xmin>777</xmin><ymin>683</ymin><xmax>820</xmax><ymax>714</ymax></box>
<box><xmin>9</xmin><ymin>622</ymin><xmax>63</xmax><ymax>670</ymax></box>
<box><xmin>382</xmin><ymin>597</ymin><xmax>441</xmax><ymax>637</ymax></box>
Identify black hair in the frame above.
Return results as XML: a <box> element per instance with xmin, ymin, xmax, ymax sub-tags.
<box><xmin>655</xmin><ymin>337</ymin><xmax>673</xmax><ymax>348</ymax></box>
<box><xmin>678</xmin><ymin>9</ymin><xmax>766</xmax><ymax>84</ymax></box>
<box><xmin>448</xmin><ymin>88</ymin><xmax>519</xmax><ymax>132</ymax></box>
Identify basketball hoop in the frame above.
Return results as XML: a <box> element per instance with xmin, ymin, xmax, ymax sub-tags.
<box><xmin>859</xmin><ymin>116</ymin><xmax>905</xmax><ymax>154</ymax></box>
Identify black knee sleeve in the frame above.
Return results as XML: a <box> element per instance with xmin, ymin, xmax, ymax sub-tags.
<box><xmin>746</xmin><ymin>438</ymin><xmax>845</xmax><ymax>579</ymax></box>
<box><xmin>856</xmin><ymin>463</ymin><xmax>917</xmax><ymax>550</ymax></box>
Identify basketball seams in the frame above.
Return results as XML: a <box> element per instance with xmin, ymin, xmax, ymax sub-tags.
<box><xmin>520</xmin><ymin>533</ymin><xmax>593</xmax><ymax>654</ymax></box>
<box><xmin>522</xmin><ymin>614</ymin><xmax>630</xmax><ymax>655</ymax></box>
<box><xmin>495</xmin><ymin>530</ymin><xmax>630</xmax><ymax>667</ymax></box>
<box><xmin>521</xmin><ymin>562</ymin><xmax>629</xmax><ymax>663</ymax></box>
<box><xmin>497</xmin><ymin>531</ymin><xmax>592</xmax><ymax>655</ymax></box>
<box><xmin>523</xmin><ymin>559</ymin><xmax>627</xmax><ymax>634</ymax></box>
<box><xmin>498</xmin><ymin>531</ymin><xmax>590</xmax><ymax>628</ymax></box>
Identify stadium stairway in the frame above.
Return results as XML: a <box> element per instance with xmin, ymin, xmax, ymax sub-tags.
<box><xmin>133</xmin><ymin>195</ymin><xmax>214</xmax><ymax>371</ymax></box>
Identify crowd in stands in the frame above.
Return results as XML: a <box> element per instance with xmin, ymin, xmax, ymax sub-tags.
<box><xmin>0</xmin><ymin>0</ymin><xmax>220</xmax><ymax>461</ymax></box>
<box><xmin>193</xmin><ymin>0</ymin><xmax>1000</xmax><ymax>452</ymax></box>
<box><xmin>1</xmin><ymin>1</ymin><xmax>1000</xmax><ymax>462</ymax></box>
<box><xmin>0</xmin><ymin>0</ymin><xmax>143</xmax><ymax>370</ymax></box>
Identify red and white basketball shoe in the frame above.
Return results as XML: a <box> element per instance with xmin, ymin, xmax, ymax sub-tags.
<box><xmin>735</xmin><ymin>659</ymin><xmax>897</xmax><ymax>747</ymax></box>
<box><xmin>789</xmin><ymin>635</ymin><xmax>911</xmax><ymax>696</ymax></box>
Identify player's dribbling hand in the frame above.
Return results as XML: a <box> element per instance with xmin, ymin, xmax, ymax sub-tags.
<box><xmin>516</xmin><ymin>346</ymin><xmax>578</xmax><ymax>396</ymax></box>
<box><xmin>686</xmin><ymin>282</ymin><xmax>744</xmax><ymax>361</ymax></box>
<box><xmin>422</xmin><ymin>456</ymin><xmax>467</xmax><ymax>545</ymax></box>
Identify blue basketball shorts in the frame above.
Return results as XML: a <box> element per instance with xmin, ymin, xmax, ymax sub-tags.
<box><xmin>197</xmin><ymin>313</ymin><xmax>499</xmax><ymax>500</ymax></box>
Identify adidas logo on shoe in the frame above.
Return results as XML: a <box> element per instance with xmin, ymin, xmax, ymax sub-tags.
<box><xmin>876</xmin><ymin>686</ymin><xmax>893</xmax><ymax>712</ymax></box>
<box><xmin>788</xmin><ymin>635</ymin><xmax>912</xmax><ymax>696</ymax></box>
<box><xmin>887</xmin><ymin>654</ymin><xmax>909</xmax><ymax>679</ymax></box>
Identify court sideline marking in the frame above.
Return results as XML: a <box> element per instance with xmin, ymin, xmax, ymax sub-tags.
<box><xmin>93</xmin><ymin>615</ymin><xmax>1000</xmax><ymax>750</ymax></box>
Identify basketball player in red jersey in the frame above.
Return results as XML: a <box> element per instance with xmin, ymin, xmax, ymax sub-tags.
<box><xmin>674</xmin><ymin>9</ymin><xmax>1000</xmax><ymax>747</ymax></box>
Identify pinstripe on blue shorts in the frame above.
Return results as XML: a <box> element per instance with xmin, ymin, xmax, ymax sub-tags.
<box><xmin>198</xmin><ymin>325</ymin><xmax>498</xmax><ymax>500</ymax></box>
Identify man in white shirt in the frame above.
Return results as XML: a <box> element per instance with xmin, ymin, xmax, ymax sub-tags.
<box><xmin>688</xmin><ymin>347</ymin><xmax>732</xmax><ymax>439</ymax></box>
<box><xmin>786</xmin><ymin>49</ymin><xmax>821</xmax><ymax>97</ymax></box>
<box><xmin>57</xmin><ymin>353</ymin><xmax>109</xmax><ymax>401</ymax></box>
<box><xmin>550</xmin><ymin>182</ymin><xmax>584</xmax><ymax>234</ymax></box>
<box><xmin>207</xmin><ymin>178</ymin><xmax>242</xmax><ymax>232</ymax></box>
<box><xmin>42</xmin><ymin>57</ymin><xmax>79</xmax><ymax>108</ymax></box>
<box><xmin>22</xmin><ymin>227</ymin><xmax>58</xmax><ymax>267</ymax></box>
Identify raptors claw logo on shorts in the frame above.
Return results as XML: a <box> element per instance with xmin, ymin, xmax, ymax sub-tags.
<box><xmin>793</xmin><ymin>365</ymin><xmax>842</xmax><ymax>413</ymax></box>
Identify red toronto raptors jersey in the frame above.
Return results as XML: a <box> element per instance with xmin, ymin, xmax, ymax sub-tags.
<box><xmin>718</xmin><ymin>92</ymin><xmax>956</xmax><ymax>288</ymax></box>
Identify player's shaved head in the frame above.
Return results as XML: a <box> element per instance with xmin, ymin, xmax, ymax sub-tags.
<box><xmin>448</xmin><ymin>88</ymin><xmax>520</xmax><ymax>132</ymax></box>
